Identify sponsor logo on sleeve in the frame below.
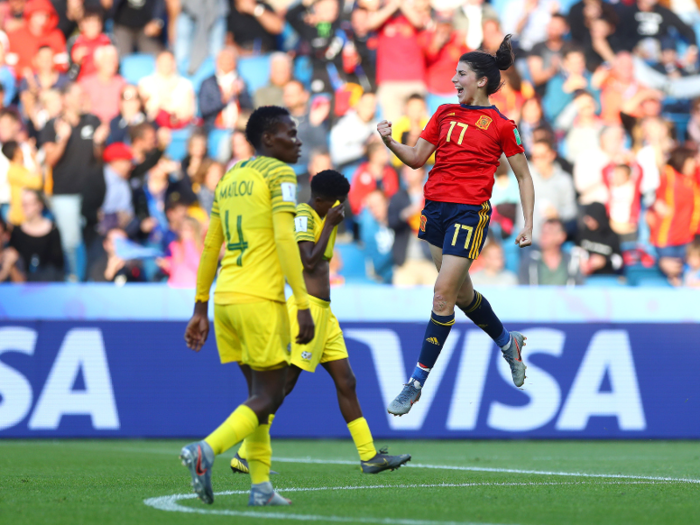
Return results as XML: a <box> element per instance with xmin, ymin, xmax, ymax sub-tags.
<box><xmin>513</xmin><ymin>128</ymin><xmax>522</xmax><ymax>146</ymax></box>
<box><xmin>294</xmin><ymin>216</ymin><xmax>308</xmax><ymax>233</ymax></box>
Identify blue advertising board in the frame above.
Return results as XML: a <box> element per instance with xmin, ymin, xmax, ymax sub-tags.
<box><xmin>1</xmin><ymin>286</ymin><xmax>699</xmax><ymax>438</ymax></box>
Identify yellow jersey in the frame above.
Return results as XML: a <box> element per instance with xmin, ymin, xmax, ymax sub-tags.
<box><xmin>211</xmin><ymin>156</ymin><xmax>298</xmax><ymax>304</ymax></box>
<box><xmin>293</xmin><ymin>203</ymin><xmax>337</xmax><ymax>260</ymax></box>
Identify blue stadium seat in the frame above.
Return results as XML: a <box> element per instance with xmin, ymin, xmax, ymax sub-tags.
<box><xmin>427</xmin><ymin>93</ymin><xmax>454</xmax><ymax>114</ymax></box>
<box><xmin>584</xmin><ymin>275</ymin><xmax>627</xmax><ymax>287</ymax></box>
<box><xmin>637</xmin><ymin>276</ymin><xmax>673</xmax><ymax>287</ymax></box>
<box><xmin>293</xmin><ymin>55</ymin><xmax>313</xmax><ymax>89</ymax></box>
<box><xmin>188</xmin><ymin>57</ymin><xmax>216</xmax><ymax>94</ymax></box>
<box><xmin>336</xmin><ymin>242</ymin><xmax>370</xmax><ymax>281</ymax></box>
<box><xmin>120</xmin><ymin>53</ymin><xmax>156</xmax><ymax>85</ymax></box>
<box><xmin>238</xmin><ymin>55</ymin><xmax>272</xmax><ymax>93</ymax></box>
<box><xmin>208</xmin><ymin>128</ymin><xmax>230</xmax><ymax>161</ymax></box>
<box><xmin>625</xmin><ymin>264</ymin><xmax>667</xmax><ymax>286</ymax></box>
<box><xmin>166</xmin><ymin>128</ymin><xmax>191</xmax><ymax>161</ymax></box>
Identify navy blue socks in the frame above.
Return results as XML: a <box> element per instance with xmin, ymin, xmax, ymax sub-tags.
<box><xmin>409</xmin><ymin>311</ymin><xmax>455</xmax><ymax>387</ymax></box>
<box><xmin>461</xmin><ymin>291</ymin><xmax>510</xmax><ymax>348</ymax></box>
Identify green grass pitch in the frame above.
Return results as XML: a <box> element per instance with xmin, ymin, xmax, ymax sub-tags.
<box><xmin>2</xmin><ymin>439</ymin><xmax>699</xmax><ymax>525</ymax></box>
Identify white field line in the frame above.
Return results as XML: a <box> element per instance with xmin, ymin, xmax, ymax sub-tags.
<box><xmin>143</xmin><ymin>481</ymin><xmax>676</xmax><ymax>525</ymax></box>
<box><xmin>271</xmin><ymin>457</ymin><xmax>700</xmax><ymax>484</ymax></box>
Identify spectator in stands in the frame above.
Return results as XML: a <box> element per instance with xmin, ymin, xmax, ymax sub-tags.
<box><xmin>297</xmin><ymin>148</ymin><xmax>331</xmax><ymax>203</ymax></box>
<box><xmin>470</xmin><ymin>240</ymin><xmax>518</xmax><ymax>286</ymax></box>
<box><xmin>107</xmin><ymin>84</ymin><xmax>147</xmax><ymax>145</ymax></box>
<box><xmin>0</xmin><ymin>0</ymin><xmax>27</xmax><ymax>33</ymax></box>
<box><xmin>577</xmin><ymin>202</ymin><xmax>623</xmax><ymax>276</ymax></box>
<box><xmin>370</xmin><ymin>0</ymin><xmax>429</xmax><ymax>123</ymax></box>
<box><xmin>89</xmin><ymin>227</ymin><xmax>145</xmax><ymax>283</ymax></box>
<box><xmin>348</xmin><ymin>140</ymin><xmax>399</xmax><ymax>216</ymax></box>
<box><xmin>6</xmin><ymin>0</ymin><xmax>66</xmax><ymax>78</ymax></box>
<box><xmin>9</xmin><ymin>189</ymin><xmax>64</xmax><ymax>281</ymax></box>
<box><xmin>343</xmin><ymin>4</ymin><xmax>377</xmax><ymax>90</ymax></box>
<box><xmin>0</xmin><ymin>215</ymin><xmax>24</xmax><ymax>282</ymax></box>
<box><xmin>527</xmin><ymin>13</ymin><xmax>568</xmax><ymax>98</ymax></box>
<box><xmin>555</xmin><ymin>90</ymin><xmax>603</xmax><ymax>165</ymax></box>
<box><xmin>490</xmin><ymin>66</ymin><xmax>534</xmax><ymax>122</ymax></box>
<box><xmin>683</xmin><ymin>239</ymin><xmax>700</xmax><ymax>288</ymax></box>
<box><xmin>129</xmin><ymin>122</ymin><xmax>171</xmax><ymax>183</ymax></box>
<box><xmin>605</xmin><ymin>163</ymin><xmax>642</xmax><ymax>241</ymax></box>
<box><xmin>543</xmin><ymin>43</ymin><xmax>600</xmax><ymax>122</ymax></box>
<box><xmin>648</xmin><ymin>146</ymin><xmax>700</xmax><ymax>286</ymax></box>
<box><xmin>451</xmin><ymin>0</ymin><xmax>499</xmax><ymax>51</ymax></box>
<box><xmin>616</xmin><ymin>0</ymin><xmax>697</xmax><ymax>52</ymax></box>
<box><xmin>359</xmin><ymin>188</ymin><xmax>394</xmax><ymax>283</ymax></box>
<box><xmin>501</xmin><ymin>0</ymin><xmax>558</xmax><ymax>53</ymax></box>
<box><xmin>388</xmin><ymin>165</ymin><xmax>436</xmax><ymax>286</ymax></box>
<box><xmin>226</xmin><ymin>129</ymin><xmax>254</xmax><ymax>169</ymax></box>
<box><xmin>132</xmin><ymin>155</ymin><xmax>180</xmax><ymax>251</ymax></box>
<box><xmin>199</xmin><ymin>47</ymin><xmax>252</xmax><ymax>131</ymax></box>
<box><xmin>286</xmin><ymin>0</ymin><xmax>343</xmax><ymax>94</ymax></box>
<box><xmin>157</xmin><ymin>215</ymin><xmax>202</xmax><ymax>286</ymax></box>
<box><xmin>2</xmin><ymin>140</ymin><xmax>42</xmax><ymax>226</ymax></box>
<box><xmin>195</xmin><ymin>160</ymin><xmax>224</xmax><ymax>215</ymax></box>
<box><xmin>634</xmin><ymin>116</ymin><xmax>666</xmax><ymax>206</ymax></box>
<box><xmin>519</xmin><ymin>218</ymin><xmax>583</xmax><ymax>285</ymax></box>
<box><xmin>39</xmin><ymin>82</ymin><xmax>108</xmax><ymax>280</ymax></box>
<box><xmin>329</xmin><ymin>91</ymin><xmax>377</xmax><ymax>169</ymax></box>
<box><xmin>253</xmin><ymin>52</ymin><xmax>292</xmax><ymax>108</ymax></box>
<box><xmin>0</xmin><ymin>39</ymin><xmax>16</xmax><ymax>107</ymax></box>
<box><xmin>688</xmin><ymin>98</ymin><xmax>700</xmax><ymax>145</ymax></box>
<box><xmin>112</xmin><ymin>0</ymin><xmax>165</xmax><ymax>56</ymax></box>
<box><xmin>180</xmin><ymin>128</ymin><xmax>210</xmax><ymax>188</ymax></box>
<box><xmin>138</xmin><ymin>50</ymin><xmax>195</xmax><ymax>129</ymax></box>
<box><xmin>19</xmin><ymin>46</ymin><xmax>69</xmax><ymax>130</ymax></box>
<box><xmin>0</xmin><ymin>108</ymin><xmax>39</xmax><ymax>218</ymax></box>
<box><xmin>170</xmin><ymin>0</ymin><xmax>228</xmax><ymax>75</ymax></box>
<box><xmin>518</xmin><ymin>98</ymin><xmax>550</xmax><ymax>157</ymax></box>
<box><xmin>567</xmin><ymin>0</ymin><xmax>618</xmax><ymax>53</ymax></box>
<box><xmin>574</xmin><ymin>125</ymin><xmax>627</xmax><ymax>205</ymax></box>
<box><xmin>651</xmin><ymin>37</ymin><xmax>690</xmax><ymax>79</ymax></box>
<box><xmin>390</xmin><ymin>94</ymin><xmax>430</xmax><ymax>167</ymax></box>
<box><xmin>227</xmin><ymin>0</ymin><xmax>283</xmax><ymax>55</ymax></box>
<box><xmin>67</xmin><ymin>6</ymin><xmax>111</xmax><ymax>81</ymax></box>
<box><xmin>419</xmin><ymin>12</ymin><xmax>469</xmax><ymax>100</ymax></box>
<box><xmin>282</xmin><ymin>79</ymin><xmax>329</xmax><ymax>168</ymax></box>
<box><xmin>79</xmin><ymin>45</ymin><xmax>127</xmax><ymax>124</ymax></box>
<box><xmin>527</xmin><ymin>138</ymin><xmax>578</xmax><ymax>243</ymax></box>
<box><xmin>99</xmin><ymin>142</ymin><xmax>135</xmax><ymax>234</ymax></box>
<box><xmin>598</xmin><ymin>52</ymin><xmax>647</xmax><ymax>126</ymax></box>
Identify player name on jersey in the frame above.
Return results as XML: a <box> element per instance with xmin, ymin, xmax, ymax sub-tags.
<box><xmin>217</xmin><ymin>179</ymin><xmax>255</xmax><ymax>200</ymax></box>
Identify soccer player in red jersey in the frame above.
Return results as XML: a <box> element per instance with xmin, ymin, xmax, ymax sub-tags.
<box><xmin>377</xmin><ymin>35</ymin><xmax>536</xmax><ymax>416</ymax></box>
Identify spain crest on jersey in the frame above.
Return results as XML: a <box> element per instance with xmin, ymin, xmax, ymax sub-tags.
<box><xmin>475</xmin><ymin>115</ymin><xmax>492</xmax><ymax>130</ymax></box>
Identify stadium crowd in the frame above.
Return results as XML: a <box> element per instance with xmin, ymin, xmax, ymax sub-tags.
<box><xmin>0</xmin><ymin>0</ymin><xmax>699</xmax><ymax>287</ymax></box>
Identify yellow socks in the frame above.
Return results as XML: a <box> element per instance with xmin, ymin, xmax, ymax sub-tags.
<box><xmin>347</xmin><ymin>417</ymin><xmax>376</xmax><ymax>461</ymax></box>
<box><xmin>204</xmin><ymin>404</ymin><xmax>259</xmax><ymax>456</ymax></box>
<box><xmin>238</xmin><ymin>414</ymin><xmax>274</xmax><ymax>460</ymax></box>
<box><xmin>247</xmin><ymin>415</ymin><xmax>274</xmax><ymax>484</ymax></box>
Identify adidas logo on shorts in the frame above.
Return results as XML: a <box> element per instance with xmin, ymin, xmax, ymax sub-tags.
<box><xmin>425</xmin><ymin>337</ymin><xmax>440</xmax><ymax>346</ymax></box>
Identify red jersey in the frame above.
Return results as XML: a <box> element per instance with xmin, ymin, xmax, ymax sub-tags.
<box><xmin>648</xmin><ymin>166</ymin><xmax>700</xmax><ymax>248</ymax></box>
<box><xmin>420</xmin><ymin>104</ymin><xmax>524</xmax><ymax>205</ymax></box>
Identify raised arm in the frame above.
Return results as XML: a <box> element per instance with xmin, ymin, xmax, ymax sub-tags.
<box><xmin>298</xmin><ymin>204</ymin><xmax>344</xmax><ymax>271</ymax></box>
<box><xmin>377</xmin><ymin>120</ymin><xmax>436</xmax><ymax>169</ymax></box>
<box><xmin>506</xmin><ymin>152</ymin><xmax>535</xmax><ymax>248</ymax></box>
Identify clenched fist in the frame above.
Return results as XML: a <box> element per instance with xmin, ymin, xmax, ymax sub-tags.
<box><xmin>377</xmin><ymin>120</ymin><xmax>393</xmax><ymax>145</ymax></box>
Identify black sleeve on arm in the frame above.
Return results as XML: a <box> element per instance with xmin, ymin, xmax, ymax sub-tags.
<box><xmin>286</xmin><ymin>3</ymin><xmax>315</xmax><ymax>41</ymax></box>
<box><xmin>130</xmin><ymin>148</ymin><xmax>164</xmax><ymax>182</ymax></box>
<box><xmin>660</xmin><ymin>6</ymin><xmax>697</xmax><ymax>46</ymax></box>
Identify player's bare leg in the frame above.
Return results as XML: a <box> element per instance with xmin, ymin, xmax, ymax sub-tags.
<box><xmin>442</xmin><ymin>248</ymin><xmax>527</xmax><ymax>387</ymax></box>
<box><xmin>323</xmin><ymin>359</ymin><xmax>411</xmax><ymax>472</ymax></box>
<box><xmin>388</xmin><ymin>252</ymin><xmax>470</xmax><ymax>416</ymax></box>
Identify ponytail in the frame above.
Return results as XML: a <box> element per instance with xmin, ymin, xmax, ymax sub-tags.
<box><xmin>458</xmin><ymin>35</ymin><xmax>515</xmax><ymax>96</ymax></box>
